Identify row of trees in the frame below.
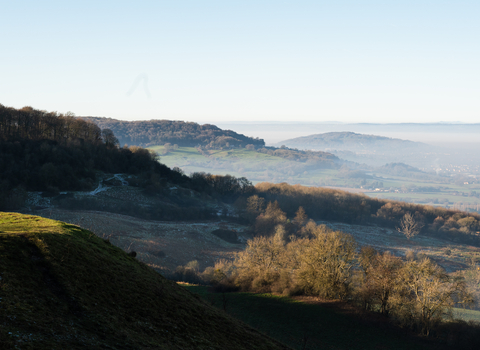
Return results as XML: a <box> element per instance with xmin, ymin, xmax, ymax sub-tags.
<box><xmin>256</xmin><ymin>146</ymin><xmax>339</xmax><ymax>166</ymax></box>
<box><xmin>0</xmin><ymin>105</ymin><xmax>107</xmax><ymax>145</ymax></box>
<box><xmin>244</xmin><ymin>183</ymin><xmax>480</xmax><ymax>246</ymax></box>
<box><xmin>189</xmin><ymin>173</ymin><xmax>253</xmax><ymax>202</ymax></box>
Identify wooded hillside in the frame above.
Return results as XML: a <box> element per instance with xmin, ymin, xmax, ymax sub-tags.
<box><xmin>82</xmin><ymin>117</ymin><xmax>265</xmax><ymax>148</ymax></box>
<box><xmin>0</xmin><ymin>104</ymin><xmax>190</xmax><ymax>209</ymax></box>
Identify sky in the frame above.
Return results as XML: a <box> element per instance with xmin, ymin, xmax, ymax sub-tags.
<box><xmin>1</xmin><ymin>0</ymin><xmax>479</xmax><ymax>124</ymax></box>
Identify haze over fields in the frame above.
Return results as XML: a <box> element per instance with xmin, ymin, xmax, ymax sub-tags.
<box><xmin>215</xmin><ymin>122</ymin><xmax>480</xmax><ymax>147</ymax></box>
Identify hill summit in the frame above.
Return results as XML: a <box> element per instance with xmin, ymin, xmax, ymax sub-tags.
<box><xmin>82</xmin><ymin>117</ymin><xmax>266</xmax><ymax>149</ymax></box>
<box><xmin>0</xmin><ymin>212</ymin><xmax>289</xmax><ymax>350</ymax></box>
<box><xmin>276</xmin><ymin>131</ymin><xmax>426</xmax><ymax>153</ymax></box>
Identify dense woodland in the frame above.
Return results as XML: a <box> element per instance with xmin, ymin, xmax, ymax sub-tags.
<box><xmin>82</xmin><ymin>117</ymin><xmax>265</xmax><ymax>149</ymax></box>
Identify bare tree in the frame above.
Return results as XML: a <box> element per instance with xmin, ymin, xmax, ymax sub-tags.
<box><xmin>394</xmin><ymin>258</ymin><xmax>474</xmax><ymax>335</ymax></box>
<box><xmin>102</xmin><ymin>128</ymin><xmax>119</xmax><ymax>148</ymax></box>
<box><xmin>358</xmin><ymin>248</ymin><xmax>404</xmax><ymax>315</ymax></box>
<box><xmin>397</xmin><ymin>212</ymin><xmax>423</xmax><ymax>239</ymax></box>
<box><xmin>297</xmin><ymin>230</ymin><xmax>357</xmax><ymax>299</ymax></box>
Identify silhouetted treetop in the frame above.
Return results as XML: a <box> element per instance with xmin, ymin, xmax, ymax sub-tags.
<box><xmin>0</xmin><ymin>104</ymin><xmax>189</xmax><ymax>207</ymax></box>
<box><xmin>0</xmin><ymin>104</ymin><xmax>102</xmax><ymax>145</ymax></box>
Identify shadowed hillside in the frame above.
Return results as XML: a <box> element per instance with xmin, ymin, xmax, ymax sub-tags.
<box><xmin>0</xmin><ymin>212</ymin><xmax>290</xmax><ymax>350</ymax></box>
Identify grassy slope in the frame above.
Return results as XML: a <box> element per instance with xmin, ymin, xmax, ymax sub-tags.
<box><xmin>150</xmin><ymin>146</ymin><xmax>295</xmax><ymax>177</ymax></box>
<box><xmin>149</xmin><ymin>146</ymin><xmax>339</xmax><ymax>184</ymax></box>
<box><xmin>186</xmin><ymin>286</ymin><xmax>438</xmax><ymax>350</ymax></box>
<box><xmin>0</xmin><ymin>212</ymin><xmax>290</xmax><ymax>350</ymax></box>
<box><xmin>453</xmin><ymin>308</ymin><xmax>480</xmax><ymax>323</ymax></box>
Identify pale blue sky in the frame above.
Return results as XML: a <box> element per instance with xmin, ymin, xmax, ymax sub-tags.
<box><xmin>1</xmin><ymin>1</ymin><xmax>479</xmax><ymax>123</ymax></box>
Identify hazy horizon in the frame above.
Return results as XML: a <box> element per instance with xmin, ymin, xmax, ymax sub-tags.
<box><xmin>214</xmin><ymin>121</ymin><xmax>480</xmax><ymax>146</ymax></box>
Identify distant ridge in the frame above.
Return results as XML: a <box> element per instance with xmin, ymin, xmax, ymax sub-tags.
<box><xmin>214</xmin><ymin>121</ymin><xmax>480</xmax><ymax>146</ymax></box>
<box><xmin>217</xmin><ymin>121</ymin><xmax>480</xmax><ymax>125</ymax></box>
<box><xmin>275</xmin><ymin>131</ymin><xmax>427</xmax><ymax>153</ymax></box>
<box><xmin>82</xmin><ymin>117</ymin><xmax>265</xmax><ymax>149</ymax></box>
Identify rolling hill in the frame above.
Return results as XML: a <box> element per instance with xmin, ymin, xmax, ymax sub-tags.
<box><xmin>0</xmin><ymin>212</ymin><xmax>290</xmax><ymax>350</ymax></box>
<box><xmin>275</xmin><ymin>131</ymin><xmax>436</xmax><ymax>169</ymax></box>
<box><xmin>276</xmin><ymin>131</ymin><xmax>427</xmax><ymax>153</ymax></box>
<box><xmin>81</xmin><ymin>117</ymin><xmax>265</xmax><ymax>149</ymax></box>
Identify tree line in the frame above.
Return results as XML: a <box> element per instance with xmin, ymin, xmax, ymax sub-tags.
<box><xmin>236</xmin><ymin>182</ymin><xmax>480</xmax><ymax>246</ymax></box>
<box><xmin>1</xmin><ymin>105</ymin><xmax>103</xmax><ymax>145</ymax></box>
<box><xmin>189</xmin><ymin>172</ymin><xmax>253</xmax><ymax>202</ymax></box>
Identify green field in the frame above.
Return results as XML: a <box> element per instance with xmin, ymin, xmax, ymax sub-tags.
<box><xmin>149</xmin><ymin>146</ymin><xmax>480</xmax><ymax>211</ymax></box>
<box><xmin>149</xmin><ymin>146</ymin><xmax>337</xmax><ymax>184</ymax></box>
<box><xmin>453</xmin><ymin>308</ymin><xmax>480</xmax><ymax>323</ymax></box>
